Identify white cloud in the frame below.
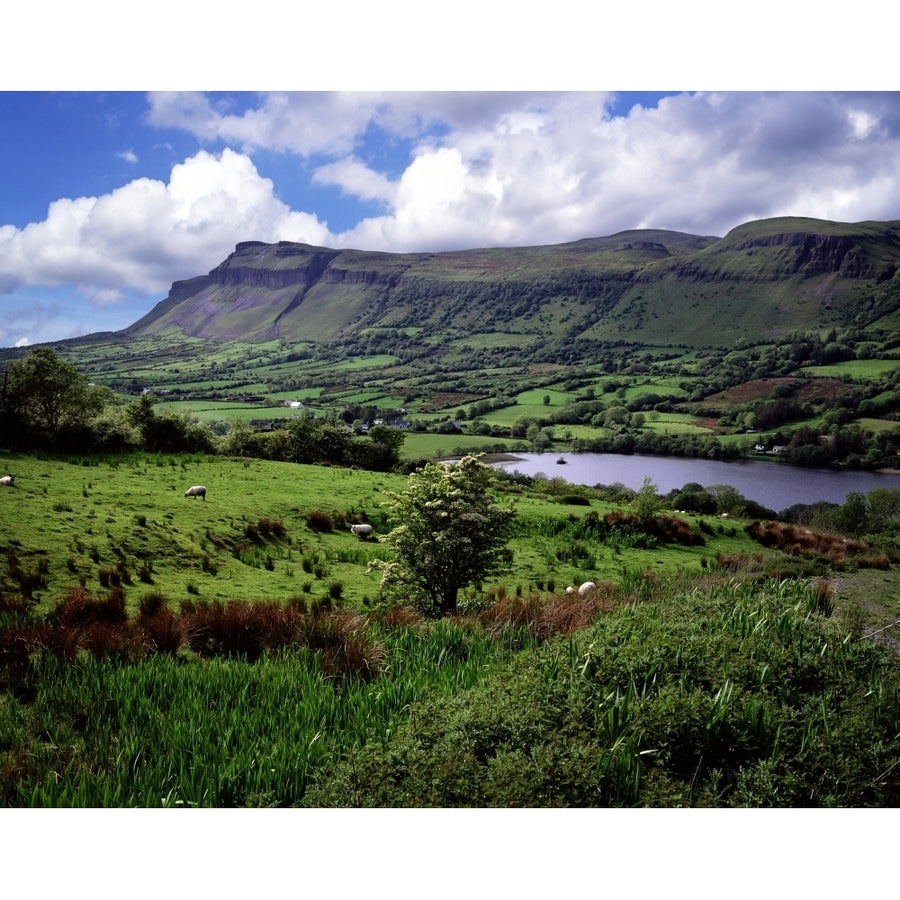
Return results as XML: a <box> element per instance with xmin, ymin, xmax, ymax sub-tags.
<box><xmin>0</xmin><ymin>148</ymin><xmax>334</xmax><ymax>298</ymax></box>
<box><xmin>312</xmin><ymin>158</ymin><xmax>396</xmax><ymax>205</ymax></box>
<box><xmin>147</xmin><ymin>91</ymin><xmax>391</xmax><ymax>156</ymax></box>
<box><xmin>330</xmin><ymin>92</ymin><xmax>900</xmax><ymax>250</ymax></box>
<box><xmin>117</xmin><ymin>149</ymin><xmax>138</xmax><ymax>164</ymax></box>
<box><xmin>87</xmin><ymin>288</ymin><xmax>125</xmax><ymax>308</ymax></box>
<box><xmin>6</xmin><ymin>90</ymin><xmax>900</xmax><ymax>348</ymax></box>
<box><xmin>145</xmin><ymin>91</ymin><xmax>582</xmax><ymax>157</ymax></box>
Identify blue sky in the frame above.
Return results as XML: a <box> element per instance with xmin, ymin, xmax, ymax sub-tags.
<box><xmin>0</xmin><ymin>13</ymin><xmax>896</xmax><ymax>347</ymax></box>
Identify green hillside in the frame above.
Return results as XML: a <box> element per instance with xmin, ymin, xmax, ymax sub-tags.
<box><xmin>119</xmin><ymin>217</ymin><xmax>900</xmax><ymax>349</ymax></box>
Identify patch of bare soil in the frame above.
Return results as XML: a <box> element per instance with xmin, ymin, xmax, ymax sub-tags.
<box><xmin>706</xmin><ymin>378</ymin><xmax>800</xmax><ymax>405</ymax></box>
<box><xmin>792</xmin><ymin>378</ymin><xmax>857</xmax><ymax>404</ymax></box>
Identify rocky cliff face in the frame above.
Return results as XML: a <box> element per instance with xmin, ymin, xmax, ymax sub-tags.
<box><xmin>730</xmin><ymin>231</ymin><xmax>872</xmax><ymax>277</ymax></box>
<box><xmin>659</xmin><ymin>222</ymin><xmax>900</xmax><ymax>285</ymax></box>
<box><xmin>211</xmin><ymin>243</ymin><xmax>339</xmax><ymax>289</ymax></box>
<box><xmin>207</xmin><ymin>242</ymin><xmax>397</xmax><ymax>290</ymax></box>
<box><xmin>126</xmin><ymin>217</ymin><xmax>900</xmax><ymax>346</ymax></box>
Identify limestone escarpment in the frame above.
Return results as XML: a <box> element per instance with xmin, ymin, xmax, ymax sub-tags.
<box><xmin>125</xmin><ymin>217</ymin><xmax>900</xmax><ymax>347</ymax></box>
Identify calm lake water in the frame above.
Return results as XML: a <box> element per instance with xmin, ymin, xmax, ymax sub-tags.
<box><xmin>492</xmin><ymin>452</ymin><xmax>900</xmax><ymax>512</ymax></box>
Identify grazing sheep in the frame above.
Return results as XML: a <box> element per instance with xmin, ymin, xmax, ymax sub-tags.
<box><xmin>350</xmin><ymin>523</ymin><xmax>373</xmax><ymax>538</ymax></box>
<box><xmin>0</xmin><ymin>475</ymin><xmax>15</xmax><ymax>487</ymax></box>
<box><xmin>578</xmin><ymin>581</ymin><xmax>597</xmax><ymax>595</ymax></box>
<box><xmin>184</xmin><ymin>485</ymin><xmax>207</xmax><ymax>500</ymax></box>
<box><xmin>565</xmin><ymin>586</ymin><xmax>575</xmax><ymax>595</ymax></box>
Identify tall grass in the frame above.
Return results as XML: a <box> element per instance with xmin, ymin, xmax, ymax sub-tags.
<box><xmin>304</xmin><ymin>574</ymin><xmax>900</xmax><ymax>807</ymax></box>
<box><xmin>1</xmin><ymin>605</ymin><xmax>509</xmax><ymax>806</ymax></box>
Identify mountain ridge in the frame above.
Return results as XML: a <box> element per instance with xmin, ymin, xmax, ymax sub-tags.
<box><xmin>118</xmin><ymin>216</ymin><xmax>900</xmax><ymax>348</ymax></box>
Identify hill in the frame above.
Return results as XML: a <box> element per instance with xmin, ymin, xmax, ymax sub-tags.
<box><xmin>122</xmin><ymin>216</ymin><xmax>900</xmax><ymax>348</ymax></box>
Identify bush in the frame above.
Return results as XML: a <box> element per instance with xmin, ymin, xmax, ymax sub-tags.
<box><xmin>306</xmin><ymin>510</ymin><xmax>333</xmax><ymax>533</ymax></box>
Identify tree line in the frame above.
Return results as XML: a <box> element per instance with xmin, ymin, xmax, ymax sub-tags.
<box><xmin>0</xmin><ymin>348</ymin><xmax>405</xmax><ymax>472</ymax></box>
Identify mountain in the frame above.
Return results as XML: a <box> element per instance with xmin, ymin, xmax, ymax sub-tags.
<box><xmin>125</xmin><ymin>216</ymin><xmax>900</xmax><ymax>349</ymax></box>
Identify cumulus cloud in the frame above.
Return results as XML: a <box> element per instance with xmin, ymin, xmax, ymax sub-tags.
<box><xmin>5</xmin><ymin>90</ymin><xmax>900</xmax><ymax>347</ymax></box>
<box><xmin>312</xmin><ymin>158</ymin><xmax>396</xmax><ymax>205</ymax></box>
<box><xmin>327</xmin><ymin>91</ymin><xmax>900</xmax><ymax>249</ymax></box>
<box><xmin>0</xmin><ymin>148</ymin><xmax>334</xmax><ymax>298</ymax></box>
<box><xmin>147</xmin><ymin>91</ymin><xmax>391</xmax><ymax>156</ymax></box>
<box><xmin>145</xmin><ymin>91</ymin><xmax>578</xmax><ymax>158</ymax></box>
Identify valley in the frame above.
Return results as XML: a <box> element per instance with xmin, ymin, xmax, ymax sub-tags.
<box><xmin>3</xmin><ymin>215</ymin><xmax>900</xmax><ymax>807</ymax></box>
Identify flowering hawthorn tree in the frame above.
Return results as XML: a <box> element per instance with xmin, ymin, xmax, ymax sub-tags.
<box><xmin>376</xmin><ymin>455</ymin><xmax>516</xmax><ymax>616</ymax></box>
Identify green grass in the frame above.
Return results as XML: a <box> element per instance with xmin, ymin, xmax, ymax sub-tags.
<box><xmin>4</xmin><ymin>449</ymin><xmax>900</xmax><ymax>808</ymax></box>
<box><xmin>399</xmin><ymin>433</ymin><xmax>513</xmax><ymax>459</ymax></box>
<box><xmin>802</xmin><ymin>360</ymin><xmax>900</xmax><ymax>379</ymax></box>
<box><xmin>0</xmin><ymin>449</ymin><xmax>821</xmax><ymax>615</ymax></box>
<box><xmin>7</xmin><ymin>565</ymin><xmax>900</xmax><ymax>807</ymax></box>
<box><xmin>0</xmin><ymin>452</ymin><xmax>402</xmax><ymax>613</ymax></box>
<box><xmin>328</xmin><ymin>355</ymin><xmax>402</xmax><ymax>371</ymax></box>
<box><xmin>3</xmin><ymin>617</ymin><xmax>511</xmax><ymax>807</ymax></box>
<box><xmin>304</xmin><ymin>574</ymin><xmax>900</xmax><ymax>807</ymax></box>
<box><xmin>153</xmin><ymin>401</ymin><xmax>309</xmax><ymax>422</ymax></box>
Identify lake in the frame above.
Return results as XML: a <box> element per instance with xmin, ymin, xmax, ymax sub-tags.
<box><xmin>491</xmin><ymin>452</ymin><xmax>900</xmax><ymax>512</ymax></box>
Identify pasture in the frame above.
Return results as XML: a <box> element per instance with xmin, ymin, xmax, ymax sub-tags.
<box><xmin>0</xmin><ymin>449</ymin><xmax>791</xmax><ymax>615</ymax></box>
<box><xmin>0</xmin><ymin>452</ymin><xmax>402</xmax><ymax>613</ymax></box>
<box><xmin>4</xmin><ymin>448</ymin><xmax>900</xmax><ymax>808</ymax></box>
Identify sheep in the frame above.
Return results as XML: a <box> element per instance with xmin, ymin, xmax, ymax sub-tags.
<box><xmin>578</xmin><ymin>581</ymin><xmax>597</xmax><ymax>595</ymax></box>
<box><xmin>350</xmin><ymin>523</ymin><xmax>373</xmax><ymax>538</ymax></box>
<box><xmin>0</xmin><ymin>475</ymin><xmax>15</xmax><ymax>487</ymax></box>
<box><xmin>184</xmin><ymin>485</ymin><xmax>207</xmax><ymax>500</ymax></box>
<box><xmin>565</xmin><ymin>586</ymin><xmax>575</xmax><ymax>595</ymax></box>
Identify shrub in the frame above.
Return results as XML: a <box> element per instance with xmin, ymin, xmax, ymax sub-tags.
<box><xmin>181</xmin><ymin>599</ymin><xmax>303</xmax><ymax>662</ymax></box>
<box><xmin>559</xmin><ymin>494</ymin><xmax>591</xmax><ymax>505</ymax></box>
<box><xmin>138</xmin><ymin>590</ymin><xmax>168</xmax><ymax>619</ymax></box>
<box><xmin>257</xmin><ymin>517</ymin><xmax>286</xmax><ymax>538</ymax></box>
<box><xmin>478</xmin><ymin>586</ymin><xmax>617</xmax><ymax>643</ymax></box>
<box><xmin>306</xmin><ymin>510</ymin><xmax>333</xmax><ymax>533</ymax></box>
<box><xmin>858</xmin><ymin>553</ymin><xmax>891</xmax><ymax>570</ymax></box>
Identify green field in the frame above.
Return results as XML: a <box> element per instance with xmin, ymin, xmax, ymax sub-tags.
<box><xmin>803</xmin><ymin>359</ymin><xmax>900</xmax><ymax>379</ymax></box>
<box><xmin>0</xmin><ymin>452</ymin><xmax>401</xmax><ymax>612</ymax></box>
<box><xmin>4</xmin><ymin>448</ymin><xmax>900</xmax><ymax>808</ymax></box>
<box><xmin>0</xmin><ymin>447</ymin><xmax>855</xmax><ymax>614</ymax></box>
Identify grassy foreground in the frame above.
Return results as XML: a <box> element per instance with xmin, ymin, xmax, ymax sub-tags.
<box><xmin>3</xmin><ymin>450</ymin><xmax>900</xmax><ymax>806</ymax></box>
<box><xmin>0</xmin><ymin>449</ymin><xmax>781</xmax><ymax>612</ymax></box>
<box><xmin>3</xmin><ymin>571</ymin><xmax>899</xmax><ymax>806</ymax></box>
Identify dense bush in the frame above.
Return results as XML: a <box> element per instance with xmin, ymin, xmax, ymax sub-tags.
<box><xmin>304</xmin><ymin>576</ymin><xmax>900</xmax><ymax>807</ymax></box>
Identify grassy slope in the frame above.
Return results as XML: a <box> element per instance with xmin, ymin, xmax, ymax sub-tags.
<box><xmin>1</xmin><ymin>450</ymin><xmax>810</xmax><ymax>616</ymax></box>
<box><xmin>4</xmin><ymin>451</ymin><xmax>900</xmax><ymax>809</ymax></box>
<box><xmin>0</xmin><ymin>453</ymin><xmax>401</xmax><ymax>612</ymax></box>
<box><xmin>112</xmin><ymin>218</ymin><xmax>900</xmax><ymax>349</ymax></box>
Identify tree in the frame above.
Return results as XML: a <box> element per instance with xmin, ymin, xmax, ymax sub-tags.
<box><xmin>376</xmin><ymin>454</ymin><xmax>517</xmax><ymax>616</ymax></box>
<box><xmin>2</xmin><ymin>347</ymin><xmax>101</xmax><ymax>446</ymax></box>
<box><xmin>359</xmin><ymin>424</ymin><xmax>405</xmax><ymax>471</ymax></box>
<box><xmin>631</xmin><ymin>476</ymin><xmax>663</xmax><ymax>524</ymax></box>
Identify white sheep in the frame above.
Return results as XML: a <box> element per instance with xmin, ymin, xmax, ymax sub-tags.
<box><xmin>565</xmin><ymin>586</ymin><xmax>575</xmax><ymax>595</ymax></box>
<box><xmin>184</xmin><ymin>485</ymin><xmax>207</xmax><ymax>500</ymax></box>
<box><xmin>0</xmin><ymin>475</ymin><xmax>15</xmax><ymax>487</ymax></box>
<box><xmin>578</xmin><ymin>581</ymin><xmax>597</xmax><ymax>595</ymax></box>
<box><xmin>350</xmin><ymin>523</ymin><xmax>373</xmax><ymax>538</ymax></box>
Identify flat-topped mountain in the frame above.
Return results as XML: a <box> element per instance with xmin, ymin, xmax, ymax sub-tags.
<box><xmin>124</xmin><ymin>216</ymin><xmax>900</xmax><ymax>348</ymax></box>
